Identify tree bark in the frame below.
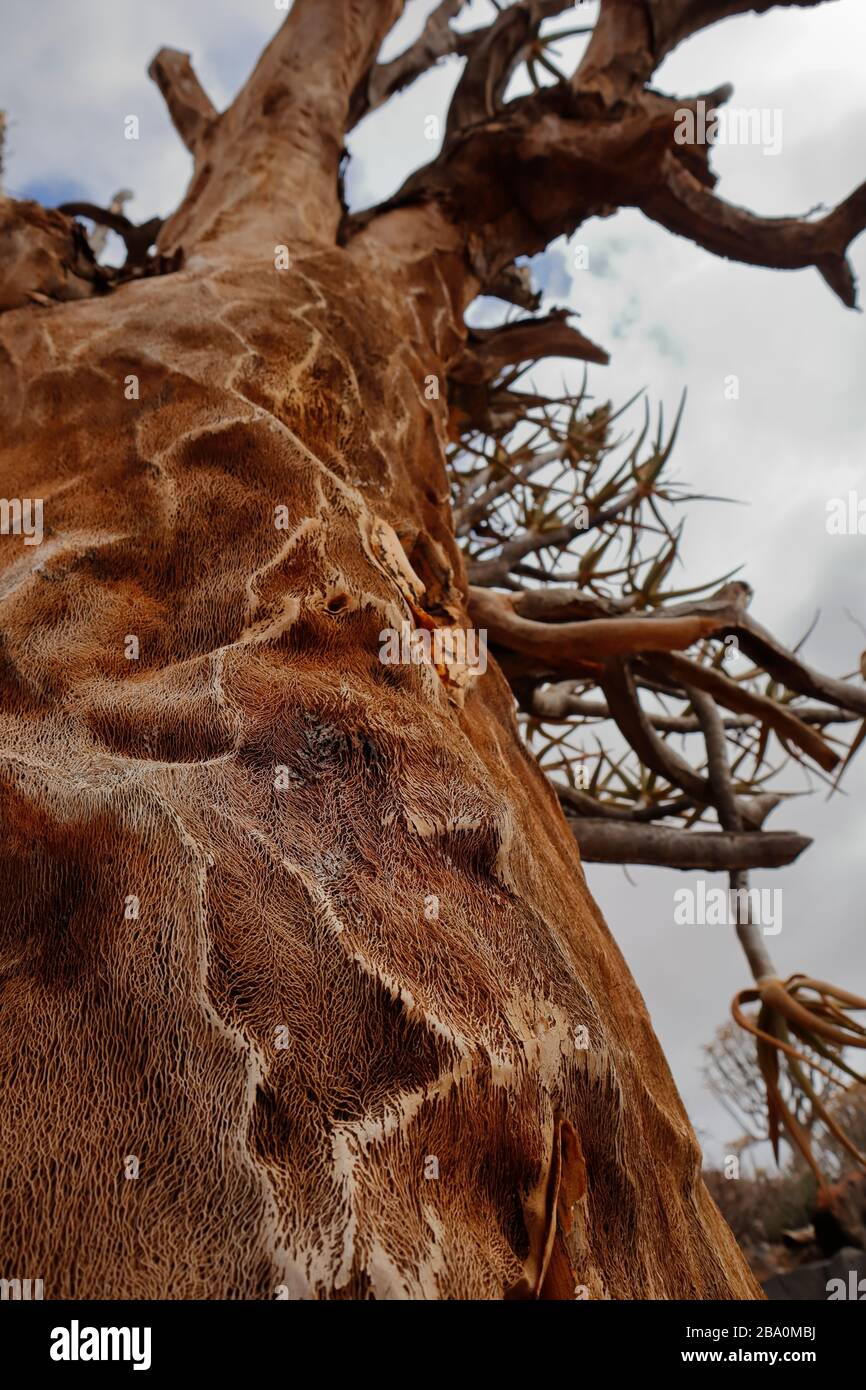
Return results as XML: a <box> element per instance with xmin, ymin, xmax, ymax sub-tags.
<box><xmin>0</xmin><ymin>0</ymin><xmax>777</xmax><ymax>1301</ymax></box>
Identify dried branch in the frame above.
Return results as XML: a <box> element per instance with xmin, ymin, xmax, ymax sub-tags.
<box><xmin>533</xmin><ymin>683</ymin><xmax>858</xmax><ymax>732</ymax></box>
<box><xmin>350</xmin><ymin>0</ymin><xmax>468</xmax><ymax>128</ymax></box>
<box><xmin>568</xmin><ymin>818</ymin><xmax>811</xmax><ymax>869</ymax></box>
<box><xmin>644</xmin><ymin>154</ymin><xmax>866</xmax><ymax>309</ymax></box>
<box><xmin>469</xmin><ymin>584</ymin><xmax>751</xmax><ymax>668</ymax></box>
<box><xmin>148</xmin><ymin>48</ymin><xmax>218</xmax><ymax>156</ymax></box>
<box><xmin>575</xmin><ymin>0</ymin><xmax>833</xmax><ymax>101</ymax></box>
<box><xmin>446</xmin><ymin>0</ymin><xmax>575</xmax><ymax>138</ymax></box>
<box><xmin>648</xmin><ymin>0</ymin><xmax>832</xmax><ymax>71</ymax></box>
<box><xmin>58</xmin><ymin>202</ymin><xmax>165</xmax><ymax>272</ymax></box>
<box><xmin>481</xmin><ymin>260</ymin><xmax>542</xmax><ymax>310</ymax></box>
<box><xmin>600</xmin><ymin>657</ymin><xmax>713</xmax><ymax>805</ymax></box>
<box><xmin>646</xmin><ymin>653</ymin><xmax>840</xmax><ymax>772</ymax></box>
<box><xmin>450</xmin><ymin>309</ymin><xmax>609</xmax><ymax>385</ymax></box>
<box><xmin>735</xmin><ymin>614</ymin><xmax>866</xmax><ymax>717</ymax></box>
<box><xmin>514</xmin><ymin>581</ymin><xmax>749</xmax><ymax>625</ymax></box>
<box><xmin>347</xmin><ymin>0</ymin><xmax>866</xmax><ymax>309</ymax></box>
<box><xmin>84</xmin><ymin>189</ymin><xmax>133</xmax><ymax>259</ymax></box>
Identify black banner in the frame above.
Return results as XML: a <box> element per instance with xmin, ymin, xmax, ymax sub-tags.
<box><xmin>2</xmin><ymin>1297</ymin><xmax>861</xmax><ymax>1377</ymax></box>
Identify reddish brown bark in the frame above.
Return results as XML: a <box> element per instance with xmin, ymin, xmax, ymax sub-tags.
<box><xmin>7</xmin><ymin>0</ymin><xmax>859</xmax><ymax>1299</ymax></box>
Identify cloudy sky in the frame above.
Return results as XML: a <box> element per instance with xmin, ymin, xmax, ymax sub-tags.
<box><xmin>4</xmin><ymin>0</ymin><xmax>865</xmax><ymax>1165</ymax></box>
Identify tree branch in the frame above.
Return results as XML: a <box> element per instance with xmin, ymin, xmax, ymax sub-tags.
<box><xmin>58</xmin><ymin>202</ymin><xmax>164</xmax><ymax>272</ymax></box>
<box><xmin>567</xmin><ymin>818</ymin><xmax>811</xmax><ymax>869</ymax></box>
<box><xmin>531</xmin><ymin>682</ymin><xmax>858</xmax><ymax>732</ymax></box>
<box><xmin>644</xmin><ymin>153</ymin><xmax>866</xmax><ymax>308</ymax></box>
<box><xmin>468</xmin><ymin>582</ymin><xmax>750</xmax><ymax>667</ymax></box>
<box><xmin>644</xmin><ymin>653</ymin><xmax>839</xmax><ymax>771</ymax></box>
<box><xmin>450</xmin><ymin>308</ymin><xmax>609</xmax><ymax>385</ymax></box>
<box><xmin>475</xmin><ymin>579</ymin><xmax>848</xmax><ymax>770</ymax></box>
<box><xmin>648</xmin><ymin>0</ymin><xmax>832</xmax><ymax>70</ymax></box>
<box><xmin>687</xmin><ymin>683</ymin><xmax>778</xmax><ymax>981</ymax></box>
<box><xmin>350</xmin><ymin>0</ymin><xmax>468</xmax><ymax>128</ymax></box>
<box><xmin>481</xmin><ymin>260</ymin><xmax>542</xmax><ymax>310</ymax></box>
<box><xmin>736</xmin><ymin>613</ymin><xmax>866</xmax><ymax>716</ymax></box>
<box><xmin>686</xmin><ymin>684</ymin><xmax>743</xmax><ymax>830</ymax></box>
<box><xmin>347</xmin><ymin>2</ymin><xmax>865</xmax><ymax>309</ymax></box>
<box><xmin>157</xmin><ymin>0</ymin><xmax>405</xmax><ymax>255</ymax></box>
<box><xmin>84</xmin><ymin>189</ymin><xmax>133</xmax><ymax>259</ymax></box>
<box><xmin>148</xmin><ymin>48</ymin><xmax>218</xmax><ymax>156</ymax></box>
<box><xmin>600</xmin><ymin>656</ymin><xmax>712</xmax><ymax>803</ymax></box>
<box><xmin>446</xmin><ymin>0</ymin><xmax>575</xmax><ymax>138</ymax></box>
<box><xmin>513</xmin><ymin>581</ymin><xmax>748</xmax><ymax>624</ymax></box>
<box><xmin>574</xmin><ymin>0</ymin><xmax>833</xmax><ymax>103</ymax></box>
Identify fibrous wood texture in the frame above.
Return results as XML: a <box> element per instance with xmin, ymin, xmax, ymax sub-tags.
<box><xmin>8</xmin><ymin>0</ymin><xmax>860</xmax><ymax>1299</ymax></box>
<box><xmin>1</xmin><ymin>214</ymin><xmax>761</xmax><ymax>1299</ymax></box>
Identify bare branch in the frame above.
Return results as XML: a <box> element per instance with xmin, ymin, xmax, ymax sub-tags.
<box><xmin>468</xmin><ymin>524</ymin><xmax>585</xmax><ymax>584</ymax></box>
<box><xmin>450</xmin><ymin>309</ymin><xmax>609</xmax><ymax>385</ymax></box>
<box><xmin>514</xmin><ymin>581</ymin><xmax>749</xmax><ymax>624</ymax></box>
<box><xmin>59</xmin><ymin>202</ymin><xmax>164</xmax><ymax>271</ymax></box>
<box><xmin>85</xmin><ymin>189</ymin><xmax>133</xmax><ymax>258</ymax></box>
<box><xmin>348</xmin><ymin>3</ymin><xmax>865</xmax><ymax>309</ymax></box>
<box><xmin>736</xmin><ymin>613</ymin><xmax>866</xmax><ymax>716</ymax></box>
<box><xmin>446</xmin><ymin>0</ymin><xmax>575</xmax><ymax>138</ymax></box>
<box><xmin>350</xmin><ymin>0</ymin><xmax>467</xmax><ymax>128</ymax></box>
<box><xmin>568</xmin><ymin>818</ymin><xmax>811</xmax><ymax>869</ymax></box>
<box><xmin>574</xmin><ymin>0</ymin><xmax>833</xmax><ymax>103</ymax></box>
<box><xmin>468</xmin><ymin>583</ymin><xmax>750</xmax><ymax>667</ymax></box>
<box><xmin>687</xmin><ymin>685</ymin><xmax>744</xmax><ymax>830</ymax></box>
<box><xmin>455</xmin><ymin>449</ymin><xmax>563</xmax><ymax>536</ymax></box>
<box><xmin>532</xmin><ymin>683</ymin><xmax>858</xmax><ymax>732</ymax></box>
<box><xmin>648</xmin><ymin>0</ymin><xmax>832</xmax><ymax>70</ymax></box>
<box><xmin>599</xmin><ymin>656</ymin><xmax>712</xmax><ymax>803</ymax></box>
<box><xmin>644</xmin><ymin>154</ymin><xmax>866</xmax><ymax>308</ymax></box>
<box><xmin>687</xmin><ymin>685</ymin><xmax>780</xmax><ymax>981</ymax></box>
<box><xmin>571</xmin><ymin>0</ymin><xmax>654</xmax><ymax>103</ymax></box>
<box><xmin>148</xmin><ymin>48</ymin><xmax>218</xmax><ymax>156</ymax></box>
<box><xmin>646</xmin><ymin>653</ymin><xmax>840</xmax><ymax>771</ymax></box>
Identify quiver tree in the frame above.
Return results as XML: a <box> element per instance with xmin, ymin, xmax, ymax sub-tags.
<box><xmin>1</xmin><ymin>0</ymin><xmax>865</xmax><ymax>1300</ymax></box>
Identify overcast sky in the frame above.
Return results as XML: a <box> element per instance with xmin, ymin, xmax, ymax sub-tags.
<box><xmin>4</xmin><ymin>0</ymin><xmax>864</xmax><ymax>1167</ymax></box>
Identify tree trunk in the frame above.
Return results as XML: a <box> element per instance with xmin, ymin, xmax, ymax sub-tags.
<box><xmin>0</xmin><ymin>0</ymin><xmax>769</xmax><ymax>1300</ymax></box>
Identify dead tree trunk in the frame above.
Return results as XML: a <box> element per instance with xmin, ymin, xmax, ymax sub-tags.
<box><xmin>3</xmin><ymin>0</ymin><xmax>863</xmax><ymax>1300</ymax></box>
